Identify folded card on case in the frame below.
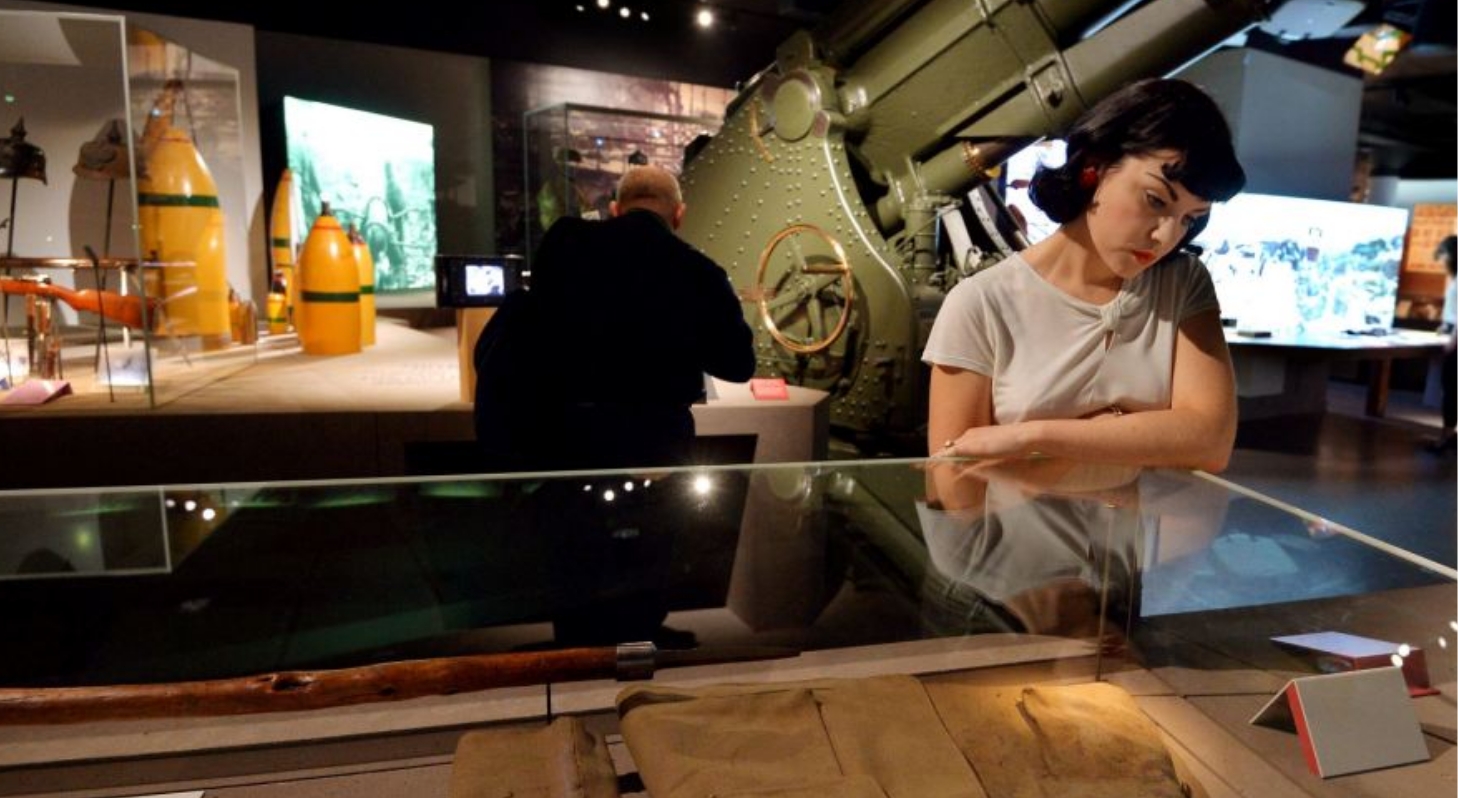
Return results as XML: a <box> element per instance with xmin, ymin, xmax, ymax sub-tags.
<box><xmin>2</xmin><ymin>379</ymin><xmax>71</xmax><ymax>405</ymax></box>
<box><xmin>1273</xmin><ymin>631</ymin><xmax>1438</xmax><ymax>696</ymax></box>
<box><xmin>1250</xmin><ymin>667</ymin><xmax>1429</xmax><ymax>778</ymax></box>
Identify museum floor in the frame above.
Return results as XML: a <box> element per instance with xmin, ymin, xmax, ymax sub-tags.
<box><xmin>1224</xmin><ymin>380</ymin><xmax>1456</xmax><ymax>568</ymax></box>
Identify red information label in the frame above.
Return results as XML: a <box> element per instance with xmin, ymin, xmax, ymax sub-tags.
<box><xmin>749</xmin><ymin>377</ymin><xmax>789</xmax><ymax>400</ymax></box>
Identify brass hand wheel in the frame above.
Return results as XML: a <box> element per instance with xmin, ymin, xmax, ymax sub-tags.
<box><xmin>755</xmin><ymin>223</ymin><xmax>855</xmax><ymax>355</ymax></box>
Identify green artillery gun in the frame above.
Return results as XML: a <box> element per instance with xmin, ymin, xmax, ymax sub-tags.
<box><xmin>678</xmin><ymin>0</ymin><xmax>1267</xmax><ymax>449</ymax></box>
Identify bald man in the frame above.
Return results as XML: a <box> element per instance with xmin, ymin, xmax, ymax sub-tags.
<box><xmin>473</xmin><ymin>165</ymin><xmax>754</xmax><ymax>648</ymax></box>
<box><xmin>476</xmin><ymin>164</ymin><xmax>755</xmax><ymax>471</ymax></box>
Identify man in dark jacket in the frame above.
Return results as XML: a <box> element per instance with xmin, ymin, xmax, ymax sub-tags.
<box><xmin>474</xmin><ymin>165</ymin><xmax>756</xmax><ymax>648</ymax></box>
<box><xmin>477</xmin><ymin>164</ymin><xmax>755</xmax><ymax>471</ymax></box>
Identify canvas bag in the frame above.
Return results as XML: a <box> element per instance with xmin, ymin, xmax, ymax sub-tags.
<box><xmin>615</xmin><ymin>675</ymin><xmax>1190</xmax><ymax>798</ymax></box>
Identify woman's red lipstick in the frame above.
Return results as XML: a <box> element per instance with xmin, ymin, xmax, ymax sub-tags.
<box><xmin>1132</xmin><ymin>250</ymin><xmax>1156</xmax><ymax>265</ymax></box>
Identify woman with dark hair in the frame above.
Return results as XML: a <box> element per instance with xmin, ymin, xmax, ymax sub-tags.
<box><xmin>924</xmin><ymin>78</ymin><xmax>1246</xmax><ymax>472</ymax></box>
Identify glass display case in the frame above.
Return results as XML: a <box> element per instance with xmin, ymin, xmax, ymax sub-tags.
<box><xmin>0</xmin><ymin>456</ymin><xmax>1451</xmax><ymax>796</ymax></box>
<box><xmin>3</xmin><ymin>456</ymin><xmax>1451</xmax><ymax>680</ymax></box>
<box><xmin>0</xmin><ymin>11</ymin><xmax>257</xmax><ymax>410</ymax></box>
<box><xmin>522</xmin><ymin>103</ymin><xmax>720</xmax><ymax>266</ymax></box>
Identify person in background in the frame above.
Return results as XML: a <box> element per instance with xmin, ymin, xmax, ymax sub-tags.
<box><xmin>476</xmin><ymin>164</ymin><xmax>755</xmax><ymax>471</ymax></box>
<box><xmin>924</xmin><ymin>78</ymin><xmax>1245</xmax><ymax>472</ymax></box>
<box><xmin>1429</xmin><ymin>234</ymin><xmax>1456</xmax><ymax>453</ymax></box>
<box><xmin>473</xmin><ymin>164</ymin><xmax>755</xmax><ymax>650</ymax></box>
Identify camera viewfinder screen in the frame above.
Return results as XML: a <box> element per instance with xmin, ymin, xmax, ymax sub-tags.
<box><xmin>465</xmin><ymin>263</ymin><xmax>506</xmax><ymax>298</ymax></box>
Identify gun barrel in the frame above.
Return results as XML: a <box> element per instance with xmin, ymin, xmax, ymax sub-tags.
<box><xmin>837</xmin><ymin>0</ymin><xmax>1129</xmax><ymax>162</ymax></box>
<box><xmin>960</xmin><ymin>0</ymin><xmax>1266</xmax><ymax>138</ymax></box>
<box><xmin>814</xmin><ymin>0</ymin><xmax>924</xmax><ymax>67</ymax></box>
<box><xmin>867</xmin><ymin>0</ymin><xmax>1265</xmax><ymax>229</ymax></box>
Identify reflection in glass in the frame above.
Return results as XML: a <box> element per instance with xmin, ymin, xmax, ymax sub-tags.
<box><xmin>0</xmin><ymin>489</ymin><xmax>166</xmax><ymax>580</ymax></box>
<box><xmin>0</xmin><ymin>458</ymin><xmax>1450</xmax><ymax>692</ymax></box>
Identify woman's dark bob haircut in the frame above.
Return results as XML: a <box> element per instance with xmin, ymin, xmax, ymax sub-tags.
<box><xmin>1029</xmin><ymin>78</ymin><xmax>1246</xmax><ymax>248</ymax></box>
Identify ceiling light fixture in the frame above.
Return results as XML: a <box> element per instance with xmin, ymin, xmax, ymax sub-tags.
<box><xmin>596</xmin><ymin>0</ymin><xmax>610</xmax><ymax>9</ymax></box>
<box><xmin>696</xmin><ymin>8</ymin><xmax>715</xmax><ymax>29</ymax></box>
<box><xmin>620</xmin><ymin>6</ymin><xmax>630</xmax><ymax>18</ymax></box>
<box><xmin>641</xmin><ymin>11</ymin><xmax>650</xmax><ymax>21</ymax></box>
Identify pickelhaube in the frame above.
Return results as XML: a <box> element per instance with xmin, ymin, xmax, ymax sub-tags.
<box><xmin>73</xmin><ymin>118</ymin><xmax>137</xmax><ymax>181</ymax></box>
<box><xmin>0</xmin><ymin>118</ymin><xmax>47</xmax><ymax>184</ymax></box>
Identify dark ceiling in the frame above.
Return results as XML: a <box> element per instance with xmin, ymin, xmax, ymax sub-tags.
<box><xmin>80</xmin><ymin>0</ymin><xmax>1456</xmax><ymax>179</ymax></box>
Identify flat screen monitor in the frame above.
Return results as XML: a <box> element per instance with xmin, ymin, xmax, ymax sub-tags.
<box><xmin>282</xmin><ymin>96</ymin><xmax>437</xmax><ymax>296</ymax></box>
<box><xmin>1192</xmin><ymin>193</ymin><xmax>1409</xmax><ymax>334</ymax></box>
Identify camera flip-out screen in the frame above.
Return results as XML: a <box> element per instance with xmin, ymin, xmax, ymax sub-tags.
<box><xmin>435</xmin><ymin>254</ymin><xmax>523</xmax><ymax>308</ymax></box>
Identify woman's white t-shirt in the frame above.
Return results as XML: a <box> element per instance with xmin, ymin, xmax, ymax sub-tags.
<box><xmin>922</xmin><ymin>252</ymin><xmax>1219</xmax><ymax>424</ymax></box>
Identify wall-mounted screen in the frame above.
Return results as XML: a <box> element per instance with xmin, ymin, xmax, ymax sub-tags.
<box><xmin>282</xmin><ymin>96</ymin><xmax>437</xmax><ymax>295</ymax></box>
<box><xmin>1192</xmin><ymin>193</ymin><xmax>1409</xmax><ymax>334</ymax></box>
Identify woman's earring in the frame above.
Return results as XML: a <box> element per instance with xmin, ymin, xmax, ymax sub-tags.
<box><xmin>1079</xmin><ymin>166</ymin><xmax>1098</xmax><ymax>190</ymax></box>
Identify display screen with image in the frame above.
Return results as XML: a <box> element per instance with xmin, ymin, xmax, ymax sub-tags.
<box><xmin>1192</xmin><ymin>193</ymin><xmax>1408</xmax><ymax>334</ymax></box>
<box><xmin>282</xmin><ymin>96</ymin><xmax>437</xmax><ymax>294</ymax></box>
<box><xmin>1000</xmin><ymin>139</ymin><xmax>1066</xmax><ymax>245</ymax></box>
<box><xmin>465</xmin><ymin>263</ymin><xmax>505</xmax><ymax>298</ymax></box>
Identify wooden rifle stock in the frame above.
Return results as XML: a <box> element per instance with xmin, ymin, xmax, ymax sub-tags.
<box><xmin>0</xmin><ymin>646</ymin><xmax>621</xmax><ymax>724</ymax></box>
<box><xmin>0</xmin><ymin>642</ymin><xmax>796</xmax><ymax>724</ymax></box>
<box><xmin>0</xmin><ymin>278</ymin><xmax>152</xmax><ymax>329</ymax></box>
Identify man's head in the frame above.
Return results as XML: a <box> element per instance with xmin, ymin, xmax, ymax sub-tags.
<box><xmin>611</xmin><ymin>165</ymin><xmax>686</xmax><ymax>229</ymax></box>
<box><xmin>1436</xmin><ymin>235</ymin><xmax>1457</xmax><ymax>278</ymax></box>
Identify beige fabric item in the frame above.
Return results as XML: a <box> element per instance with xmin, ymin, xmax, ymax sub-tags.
<box><xmin>923</xmin><ymin>681</ymin><xmax>1186</xmax><ymax>798</ymax></box>
<box><xmin>449</xmin><ymin>716</ymin><xmax>619</xmax><ymax>798</ymax></box>
<box><xmin>711</xmin><ymin>775</ymin><xmax>890</xmax><ymax>797</ymax></box>
<box><xmin>616</xmin><ymin>676</ymin><xmax>985</xmax><ymax>798</ymax></box>
<box><xmin>618</xmin><ymin>677</ymin><xmax>1190</xmax><ymax>798</ymax></box>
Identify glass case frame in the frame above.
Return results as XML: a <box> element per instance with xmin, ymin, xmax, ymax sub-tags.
<box><xmin>0</xmin><ymin>10</ymin><xmax>259</xmax><ymax>410</ymax></box>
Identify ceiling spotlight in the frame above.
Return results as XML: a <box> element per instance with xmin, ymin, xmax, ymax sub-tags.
<box><xmin>696</xmin><ymin>8</ymin><xmax>715</xmax><ymax>28</ymax></box>
<box><xmin>641</xmin><ymin>10</ymin><xmax>650</xmax><ymax>21</ymax></box>
<box><xmin>596</xmin><ymin>0</ymin><xmax>609</xmax><ymax>8</ymax></box>
<box><xmin>620</xmin><ymin>6</ymin><xmax>630</xmax><ymax>18</ymax></box>
<box><xmin>575</xmin><ymin>4</ymin><xmax>585</xmax><ymax>11</ymax></box>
